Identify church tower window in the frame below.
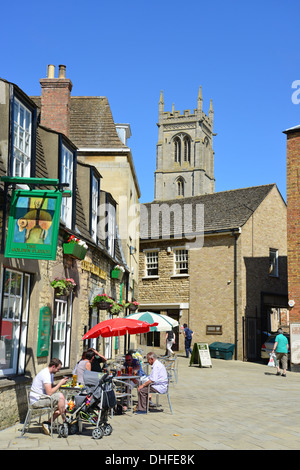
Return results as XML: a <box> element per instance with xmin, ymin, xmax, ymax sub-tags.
<box><xmin>184</xmin><ymin>136</ymin><xmax>191</xmax><ymax>163</ymax></box>
<box><xmin>177</xmin><ymin>177</ymin><xmax>184</xmax><ymax>196</ymax></box>
<box><xmin>174</xmin><ymin>137</ymin><xmax>181</xmax><ymax>164</ymax></box>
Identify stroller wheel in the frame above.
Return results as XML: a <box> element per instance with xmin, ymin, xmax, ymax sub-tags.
<box><xmin>58</xmin><ymin>423</ymin><xmax>69</xmax><ymax>438</ymax></box>
<box><xmin>69</xmin><ymin>422</ymin><xmax>79</xmax><ymax>435</ymax></box>
<box><xmin>102</xmin><ymin>423</ymin><xmax>113</xmax><ymax>436</ymax></box>
<box><xmin>92</xmin><ymin>427</ymin><xmax>104</xmax><ymax>440</ymax></box>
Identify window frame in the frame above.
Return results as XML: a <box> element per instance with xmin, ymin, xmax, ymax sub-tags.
<box><xmin>269</xmin><ymin>248</ymin><xmax>279</xmax><ymax>277</ymax></box>
<box><xmin>105</xmin><ymin>193</ymin><xmax>116</xmax><ymax>258</ymax></box>
<box><xmin>0</xmin><ymin>268</ymin><xmax>31</xmax><ymax>377</ymax></box>
<box><xmin>10</xmin><ymin>91</ymin><xmax>36</xmax><ymax>178</ymax></box>
<box><xmin>59</xmin><ymin>137</ymin><xmax>76</xmax><ymax>229</ymax></box>
<box><xmin>173</xmin><ymin>248</ymin><xmax>189</xmax><ymax>275</ymax></box>
<box><xmin>144</xmin><ymin>249</ymin><xmax>159</xmax><ymax>277</ymax></box>
<box><xmin>52</xmin><ymin>293</ymin><xmax>73</xmax><ymax>368</ymax></box>
<box><xmin>90</xmin><ymin>170</ymin><xmax>100</xmax><ymax>243</ymax></box>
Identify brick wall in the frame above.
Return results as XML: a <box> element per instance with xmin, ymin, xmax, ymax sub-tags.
<box><xmin>40</xmin><ymin>77</ymin><xmax>72</xmax><ymax>137</ymax></box>
<box><xmin>286</xmin><ymin>131</ymin><xmax>300</xmax><ymax>321</ymax></box>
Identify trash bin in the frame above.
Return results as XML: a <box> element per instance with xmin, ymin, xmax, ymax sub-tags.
<box><xmin>209</xmin><ymin>342</ymin><xmax>235</xmax><ymax>360</ymax></box>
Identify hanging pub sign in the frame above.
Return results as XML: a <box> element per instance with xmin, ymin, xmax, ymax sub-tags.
<box><xmin>2</xmin><ymin>177</ymin><xmax>70</xmax><ymax>261</ymax></box>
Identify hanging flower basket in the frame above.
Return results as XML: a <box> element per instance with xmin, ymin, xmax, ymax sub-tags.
<box><xmin>109</xmin><ymin>302</ymin><xmax>124</xmax><ymax>316</ymax></box>
<box><xmin>63</xmin><ymin>235</ymin><xmax>88</xmax><ymax>260</ymax></box>
<box><xmin>51</xmin><ymin>278</ymin><xmax>76</xmax><ymax>297</ymax></box>
<box><xmin>91</xmin><ymin>294</ymin><xmax>113</xmax><ymax>310</ymax></box>
<box><xmin>126</xmin><ymin>301</ymin><xmax>139</xmax><ymax>312</ymax></box>
<box><xmin>111</xmin><ymin>265</ymin><xmax>125</xmax><ymax>280</ymax></box>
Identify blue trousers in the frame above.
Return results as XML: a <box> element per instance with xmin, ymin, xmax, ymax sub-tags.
<box><xmin>185</xmin><ymin>339</ymin><xmax>192</xmax><ymax>358</ymax></box>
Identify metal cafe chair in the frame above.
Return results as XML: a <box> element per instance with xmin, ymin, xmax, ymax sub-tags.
<box><xmin>21</xmin><ymin>385</ymin><xmax>56</xmax><ymax>437</ymax></box>
<box><xmin>146</xmin><ymin>379</ymin><xmax>173</xmax><ymax>415</ymax></box>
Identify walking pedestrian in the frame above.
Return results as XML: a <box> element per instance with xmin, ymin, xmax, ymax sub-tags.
<box><xmin>183</xmin><ymin>323</ymin><xmax>194</xmax><ymax>358</ymax></box>
<box><xmin>166</xmin><ymin>329</ymin><xmax>175</xmax><ymax>356</ymax></box>
<box><xmin>272</xmin><ymin>328</ymin><xmax>289</xmax><ymax>377</ymax></box>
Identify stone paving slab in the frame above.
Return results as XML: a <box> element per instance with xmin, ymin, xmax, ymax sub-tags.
<box><xmin>1</xmin><ymin>353</ymin><xmax>300</xmax><ymax>451</ymax></box>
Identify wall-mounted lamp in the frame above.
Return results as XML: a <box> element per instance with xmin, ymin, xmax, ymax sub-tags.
<box><xmin>167</xmin><ymin>247</ymin><xmax>172</xmax><ymax>254</ymax></box>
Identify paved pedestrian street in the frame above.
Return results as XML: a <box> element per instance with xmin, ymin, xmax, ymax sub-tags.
<box><xmin>1</xmin><ymin>352</ymin><xmax>300</xmax><ymax>452</ymax></box>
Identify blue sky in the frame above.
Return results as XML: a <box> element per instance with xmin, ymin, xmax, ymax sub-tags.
<box><xmin>2</xmin><ymin>0</ymin><xmax>299</xmax><ymax>202</ymax></box>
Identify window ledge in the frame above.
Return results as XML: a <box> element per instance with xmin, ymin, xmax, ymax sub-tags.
<box><xmin>171</xmin><ymin>274</ymin><xmax>189</xmax><ymax>278</ymax></box>
<box><xmin>142</xmin><ymin>276</ymin><xmax>160</xmax><ymax>280</ymax></box>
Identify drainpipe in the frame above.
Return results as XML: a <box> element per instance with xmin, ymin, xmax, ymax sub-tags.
<box><xmin>232</xmin><ymin>228</ymin><xmax>241</xmax><ymax>360</ymax></box>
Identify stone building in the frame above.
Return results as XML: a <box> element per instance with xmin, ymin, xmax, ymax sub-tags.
<box><xmin>139</xmin><ymin>91</ymin><xmax>288</xmax><ymax>360</ymax></box>
<box><xmin>32</xmin><ymin>73</ymin><xmax>141</xmax><ymax>304</ymax></box>
<box><xmin>0</xmin><ymin>67</ymin><xmax>133</xmax><ymax>429</ymax></box>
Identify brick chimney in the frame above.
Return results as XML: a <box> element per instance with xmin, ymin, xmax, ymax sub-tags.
<box><xmin>39</xmin><ymin>64</ymin><xmax>73</xmax><ymax>137</ymax></box>
<box><xmin>283</xmin><ymin>125</ymin><xmax>300</xmax><ymax>322</ymax></box>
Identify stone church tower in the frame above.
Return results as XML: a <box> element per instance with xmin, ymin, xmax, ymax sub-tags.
<box><xmin>154</xmin><ymin>87</ymin><xmax>215</xmax><ymax>201</ymax></box>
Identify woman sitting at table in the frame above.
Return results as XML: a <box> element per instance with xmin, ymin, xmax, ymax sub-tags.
<box><xmin>75</xmin><ymin>350</ymin><xmax>95</xmax><ymax>384</ymax></box>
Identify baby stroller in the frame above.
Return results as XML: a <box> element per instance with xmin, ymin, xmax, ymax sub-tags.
<box><xmin>58</xmin><ymin>370</ymin><xmax>116</xmax><ymax>439</ymax></box>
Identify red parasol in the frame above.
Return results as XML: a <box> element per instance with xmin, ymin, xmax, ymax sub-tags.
<box><xmin>82</xmin><ymin>317</ymin><xmax>158</xmax><ymax>340</ymax></box>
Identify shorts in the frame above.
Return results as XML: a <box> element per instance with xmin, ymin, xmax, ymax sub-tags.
<box><xmin>31</xmin><ymin>391</ymin><xmax>61</xmax><ymax>409</ymax></box>
<box><xmin>276</xmin><ymin>353</ymin><xmax>288</xmax><ymax>370</ymax></box>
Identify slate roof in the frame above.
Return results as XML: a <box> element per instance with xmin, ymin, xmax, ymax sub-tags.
<box><xmin>140</xmin><ymin>184</ymin><xmax>277</xmax><ymax>240</ymax></box>
<box><xmin>31</xmin><ymin>96</ymin><xmax>126</xmax><ymax>149</ymax></box>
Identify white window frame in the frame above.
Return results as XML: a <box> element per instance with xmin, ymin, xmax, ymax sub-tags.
<box><xmin>145</xmin><ymin>250</ymin><xmax>159</xmax><ymax>277</ymax></box>
<box><xmin>12</xmin><ymin>97</ymin><xmax>32</xmax><ymax>177</ymax></box>
<box><xmin>91</xmin><ymin>174</ymin><xmax>99</xmax><ymax>243</ymax></box>
<box><xmin>269</xmin><ymin>248</ymin><xmax>279</xmax><ymax>277</ymax></box>
<box><xmin>52</xmin><ymin>294</ymin><xmax>73</xmax><ymax>368</ymax></box>
<box><xmin>60</xmin><ymin>143</ymin><xmax>74</xmax><ymax>228</ymax></box>
<box><xmin>0</xmin><ymin>269</ymin><xmax>30</xmax><ymax>376</ymax></box>
<box><xmin>106</xmin><ymin>202</ymin><xmax>116</xmax><ymax>257</ymax></box>
<box><xmin>173</xmin><ymin>248</ymin><xmax>189</xmax><ymax>275</ymax></box>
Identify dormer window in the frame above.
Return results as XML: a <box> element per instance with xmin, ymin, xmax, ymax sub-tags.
<box><xmin>91</xmin><ymin>172</ymin><xmax>100</xmax><ymax>243</ymax></box>
<box><xmin>12</xmin><ymin>97</ymin><xmax>33</xmax><ymax>177</ymax></box>
<box><xmin>60</xmin><ymin>141</ymin><xmax>75</xmax><ymax>229</ymax></box>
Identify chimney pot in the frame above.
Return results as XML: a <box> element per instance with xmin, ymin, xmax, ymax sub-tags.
<box><xmin>47</xmin><ymin>64</ymin><xmax>55</xmax><ymax>79</ymax></box>
<box><xmin>58</xmin><ymin>65</ymin><xmax>66</xmax><ymax>79</ymax></box>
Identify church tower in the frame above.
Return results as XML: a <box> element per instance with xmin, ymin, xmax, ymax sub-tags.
<box><xmin>154</xmin><ymin>87</ymin><xmax>215</xmax><ymax>201</ymax></box>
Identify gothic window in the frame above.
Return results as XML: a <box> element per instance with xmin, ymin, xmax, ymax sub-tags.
<box><xmin>183</xmin><ymin>136</ymin><xmax>191</xmax><ymax>163</ymax></box>
<box><xmin>174</xmin><ymin>137</ymin><xmax>181</xmax><ymax>164</ymax></box>
<box><xmin>177</xmin><ymin>177</ymin><xmax>184</xmax><ymax>196</ymax></box>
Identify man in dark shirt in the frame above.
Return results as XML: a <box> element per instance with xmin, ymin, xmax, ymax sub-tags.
<box><xmin>183</xmin><ymin>323</ymin><xmax>194</xmax><ymax>358</ymax></box>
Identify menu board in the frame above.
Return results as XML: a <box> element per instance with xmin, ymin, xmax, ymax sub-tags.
<box><xmin>190</xmin><ymin>342</ymin><xmax>212</xmax><ymax>368</ymax></box>
<box><xmin>290</xmin><ymin>323</ymin><xmax>300</xmax><ymax>364</ymax></box>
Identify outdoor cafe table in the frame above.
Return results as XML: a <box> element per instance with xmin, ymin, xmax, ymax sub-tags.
<box><xmin>60</xmin><ymin>385</ymin><xmax>86</xmax><ymax>401</ymax></box>
<box><xmin>113</xmin><ymin>375</ymin><xmax>141</xmax><ymax>411</ymax></box>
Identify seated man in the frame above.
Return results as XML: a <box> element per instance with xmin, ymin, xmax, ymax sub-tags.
<box><xmin>136</xmin><ymin>352</ymin><xmax>168</xmax><ymax>414</ymax></box>
<box><xmin>29</xmin><ymin>358</ymin><xmax>68</xmax><ymax>435</ymax></box>
<box><xmin>123</xmin><ymin>353</ymin><xmax>145</xmax><ymax>377</ymax></box>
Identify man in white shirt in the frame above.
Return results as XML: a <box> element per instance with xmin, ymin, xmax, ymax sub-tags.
<box><xmin>136</xmin><ymin>352</ymin><xmax>168</xmax><ymax>413</ymax></box>
<box><xmin>30</xmin><ymin>358</ymin><xmax>68</xmax><ymax>435</ymax></box>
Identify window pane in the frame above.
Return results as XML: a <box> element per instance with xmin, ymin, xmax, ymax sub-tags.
<box><xmin>146</xmin><ymin>251</ymin><xmax>158</xmax><ymax>276</ymax></box>
<box><xmin>0</xmin><ymin>269</ymin><xmax>28</xmax><ymax>376</ymax></box>
<box><xmin>12</xmin><ymin>97</ymin><xmax>32</xmax><ymax>178</ymax></box>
